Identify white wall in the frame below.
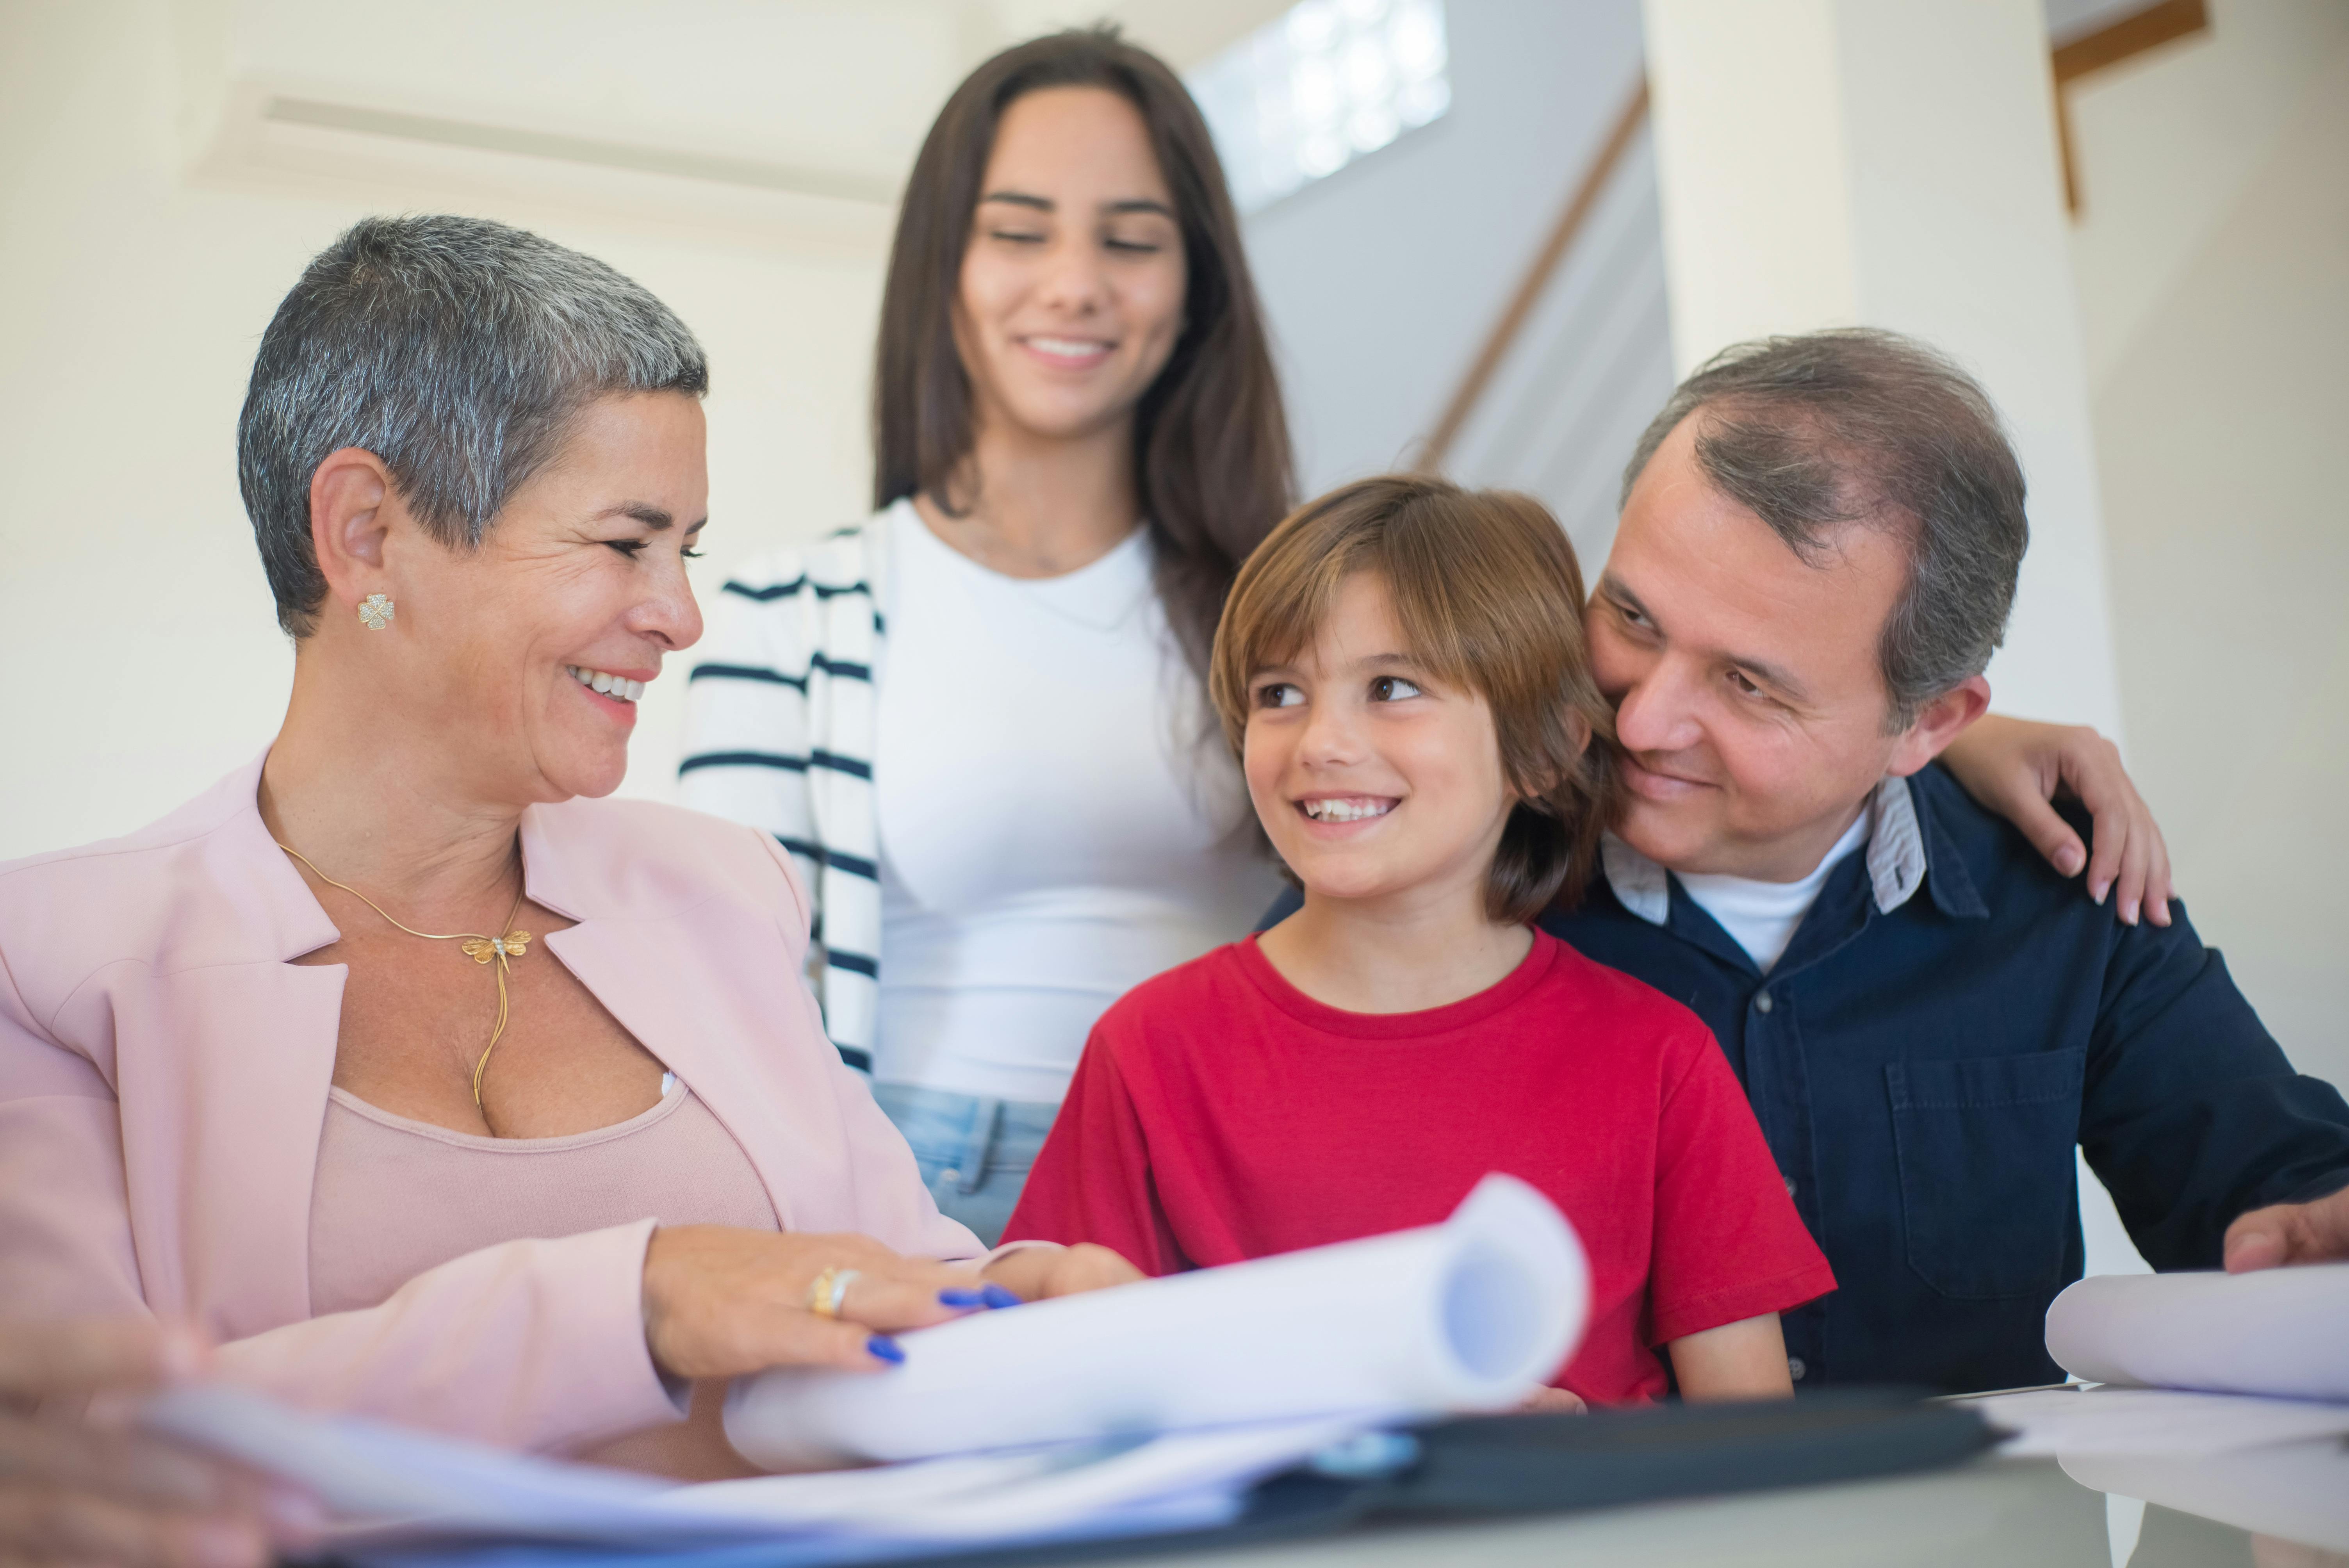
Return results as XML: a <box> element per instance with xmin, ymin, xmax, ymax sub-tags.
<box><xmin>1640</xmin><ymin>0</ymin><xmax>2123</xmax><ymax>740</ymax></box>
<box><xmin>0</xmin><ymin>0</ymin><xmax>1301</xmax><ymax>864</ymax></box>
<box><xmin>0</xmin><ymin>1</ymin><xmax>911</xmax><ymax>860</ymax></box>
<box><xmin>2065</xmin><ymin>0</ymin><xmax>2349</xmax><ymax>393</ymax></box>
<box><xmin>2071</xmin><ymin>6</ymin><xmax>2349</xmax><ymax>1094</ymax></box>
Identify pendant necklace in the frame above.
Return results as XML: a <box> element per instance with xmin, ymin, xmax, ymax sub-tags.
<box><xmin>278</xmin><ymin>843</ymin><xmax>531</xmax><ymax>1105</ymax></box>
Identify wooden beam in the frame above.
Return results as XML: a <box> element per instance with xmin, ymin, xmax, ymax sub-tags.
<box><xmin>2051</xmin><ymin>0</ymin><xmax>2211</xmax><ymax>215</ymax></box>
<box><xmin>2053</xmin><ymin>0</ymin><xmax>2209</xmax><ymax>84</ymax></box>
<box><xmin>1420</xmin><ymin>79</ymin><xmax>1649</xmax><ymax>470</ymax></box>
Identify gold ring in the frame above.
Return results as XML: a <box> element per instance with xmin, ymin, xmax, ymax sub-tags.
<box><xmin>807</xmin><ymin>1266</ymin><xmax>858</xmax><ymax>1318</ymax></box>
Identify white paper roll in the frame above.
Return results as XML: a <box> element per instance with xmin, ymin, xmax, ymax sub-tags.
<box><xmin>725</xmin><ymin>1173</ymin><xmax>1590</xmax><ymax>1469</ymax></box>
<box><xmin>2044</xmin><ymin>1265</ymin><xmax>2349</xmax><ymax>1400</ymax></box>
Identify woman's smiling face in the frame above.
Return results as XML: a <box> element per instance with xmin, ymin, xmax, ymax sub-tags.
<box><xmin>1243</xmin><ymin>572</ymin><xmax>1518</xmax><ymax>912</ymax></box>
<box><xmin>954</xmin><ymin>85</ymin><xmax>1189</xmax><ymax>445</ymax></box>
<box><xmin>372</xmin><ymin>391</ymin><xmax>709</xmax><ymax>806</ymax></box>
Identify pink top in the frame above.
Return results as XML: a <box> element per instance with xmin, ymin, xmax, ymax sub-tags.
<box><xmin>0</xmin><ymin>753</ymin><xmax>993</xmax><ymax>1461</ymax></box>
<box><xmin>309</xmin><ymin>1083</ymin><xmax>778</xmax><ymax>1318</ymax></box>
<box><xmin>309</xmin><ymin>1081</ymin><xmax>783</xmax><ymax>1477</ymax></box>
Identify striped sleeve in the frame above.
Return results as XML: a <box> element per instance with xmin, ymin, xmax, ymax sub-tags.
<box><xmin>798</xmin><ymin>535</ymin><xmax>886</xmax><ymax>1066</ymax></box>
<box><xmin>679</xmin><ymin>553</ymin><xmax>824</xmax><ymax>897</ymax></box>
<box><xmin>679</xmin><ymin>527</ymin><xmax>887</xmax><ymax>1072</ymax></box>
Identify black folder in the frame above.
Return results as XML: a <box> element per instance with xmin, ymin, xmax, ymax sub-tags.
<box><xmin>893</xmin><ymin>1387</ymin><xmax>1996</xmax><ymax>1568</ymax></box>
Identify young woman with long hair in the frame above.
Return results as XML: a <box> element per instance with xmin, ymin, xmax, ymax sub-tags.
<box><xmin>679</xmin><ymin>29</ymin><xmax>1292</xmax><ymax>1242</ymax></box>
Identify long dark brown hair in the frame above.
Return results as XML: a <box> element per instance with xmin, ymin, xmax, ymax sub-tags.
<box><xmin>873</xmin><ymin>27</ymin><xmax>1295</xmax><ymax>679</ymax></box>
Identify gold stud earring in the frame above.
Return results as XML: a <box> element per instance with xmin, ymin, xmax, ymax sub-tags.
<box><xmin>359</xmin><ymin>594</ymin><xmax>394</xmax><ymax>630</ymax></box>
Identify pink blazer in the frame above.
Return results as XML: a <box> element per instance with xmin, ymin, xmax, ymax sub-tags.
<box><xmin>0</xmin><ymin>755</ymin><xmax>984</xmax><ymax>1454</ymax></box>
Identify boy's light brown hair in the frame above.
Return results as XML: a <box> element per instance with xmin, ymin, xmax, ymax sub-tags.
<box><xmin>1209</xmin><ymin>474</ymin><xmax>1621</xmax><ymax>923</ymax></box>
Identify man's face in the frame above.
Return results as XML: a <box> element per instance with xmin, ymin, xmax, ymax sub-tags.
<box><xmin>1588</xmin><ymin>415</ymin><xmax>1975</xmax><ymax>882</ymax></box>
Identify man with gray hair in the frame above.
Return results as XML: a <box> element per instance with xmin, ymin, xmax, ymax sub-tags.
<box><xmin>1532</xmin><ymin>328</ymin><xmax>2349</xmax><ymax>1393</ymax></box>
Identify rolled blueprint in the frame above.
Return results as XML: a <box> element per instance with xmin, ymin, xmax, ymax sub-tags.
<box><xmin>2045</xmin><ymin>1265</ymin><xmax>2349</xmax><ymax>1400</ymax></box>
<box><xmin>725</xmin><ymin>1173</ymin><xmax>1590</xmax><ymax>1468</ymax></box>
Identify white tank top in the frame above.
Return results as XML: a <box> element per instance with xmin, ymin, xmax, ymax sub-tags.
<box><xmin>871</xmin><ymin>504</ymin><xmax>1279</xmax><ymax>1102</ymax></box>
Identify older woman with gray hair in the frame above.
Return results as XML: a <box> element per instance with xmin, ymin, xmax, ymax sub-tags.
<box><xmin>0</xmin><ymin>215</ymin><xmax>1131</xmax><ymax>1482</ymax></box>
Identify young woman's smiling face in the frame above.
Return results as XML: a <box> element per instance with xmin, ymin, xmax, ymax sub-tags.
<box><xmin>954</xmin><ymin>85</ymin><xmax>1188</xmax><ymax>445</ymax></box>
<box><xmin>1244</xmin><ymin>572</ymin><xmax>1518</xmax><ymax>913</ymax></box>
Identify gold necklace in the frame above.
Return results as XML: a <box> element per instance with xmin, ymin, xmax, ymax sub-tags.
<box><xmin>277</xmin><ymin>843</ymin><xmax>531</xmax><ymax>1105</ymax></box>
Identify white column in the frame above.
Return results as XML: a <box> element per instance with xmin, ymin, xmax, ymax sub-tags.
<box><xmin>1640</xmin><ymin>0</ymin><xmax>2123</xmax><ymax>737</ymax></box>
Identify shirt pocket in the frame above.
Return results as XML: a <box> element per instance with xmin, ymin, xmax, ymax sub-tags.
<box><xmin>1885</xmin><ymin>1049</ymin><xmax>2085</xmax><ymax>1301</ymax></box>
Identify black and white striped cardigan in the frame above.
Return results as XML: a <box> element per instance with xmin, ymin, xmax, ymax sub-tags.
<box><xmin>678</xmin><ymin>510</ymin><xmax>897</xmax><ymax>1071</ymax></box>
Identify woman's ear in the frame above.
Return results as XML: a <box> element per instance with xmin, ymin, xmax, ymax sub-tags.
<box><xmin>307</xmin><ymin>447</ymin><xmax>397</xmax><ymax>613</ymax></box>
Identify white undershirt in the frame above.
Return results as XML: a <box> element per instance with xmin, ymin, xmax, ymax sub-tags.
<box><xmin>1674</xmin><ymin>807</ymin><xmax>1874</xmax><ymax>975</ymax></box>
<box><xmin>871</xmin><ymin>504</ymin><xmax>1278</xmax><ymax>1103</ymax></box>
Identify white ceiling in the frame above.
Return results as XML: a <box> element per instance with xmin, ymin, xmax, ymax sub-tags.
<box><xmin>171</xmin><ymin>0</ymin><xmax>1299</xmax><ymax>251</ymax></box>
<box><xmin>984</xmin><ymin>0</ymin><xmax>1297</xmax><ymax>69</ymax></box>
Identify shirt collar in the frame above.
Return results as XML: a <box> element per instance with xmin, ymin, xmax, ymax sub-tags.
<box><xmin>1602</xmin><ymin>775</ymin><xmax>1934</xmax><ymax>928</ymax></box>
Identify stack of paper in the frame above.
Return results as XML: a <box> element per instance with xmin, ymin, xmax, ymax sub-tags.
<box><xmin>144</xmin><ymin>1385</ymin><xmax>1367</xmax><ymax>1564</ymax></box>
<box><xmin>1969</xmin><ymin>1386</ymin><xmax>2349</xmax><ymax>1458</ymax></box>
<box><xmin>1970</xmin><ymin>1265</ymin><xmax>2349</xmax><ymax>1453</ymax></box>
<box><xmin>143</xmin><ymin>1174</ymin><xmax>1590</xmax><ymax>1560</ymax></box>
<box><xmin>1966</xmin><ymin>1263</ymin><xmax>2349</xmax><ymax>1549</ymax></box>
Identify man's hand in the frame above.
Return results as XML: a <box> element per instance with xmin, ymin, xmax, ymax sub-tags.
<box><xmin>2223</xmin><ymin>1187</ymin><xmax>2349</xmax><ymax>1271</ymax></box>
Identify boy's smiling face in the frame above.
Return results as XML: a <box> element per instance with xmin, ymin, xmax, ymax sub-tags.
<box><xmin>1244</xmin><ymin>572</ymin><xmax>1518</xmax><ymax>914</ymax></box>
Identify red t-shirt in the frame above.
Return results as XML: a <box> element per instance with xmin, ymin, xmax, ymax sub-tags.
<box><xmin>1004</xmin><ymin>930</ymin><xmax>1836</xmax><ymax>1406</ymax></box>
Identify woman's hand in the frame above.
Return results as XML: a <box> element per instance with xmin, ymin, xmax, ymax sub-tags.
<box><xmin>1937</xmin><ymin>715</ymin><xmax>2175</xmax><ymax>927</ymax></box>
<box><xmin>0</xmin><ymin>1318</ymin><xmax>316</xmax><ymax>1568</ymax></box>
<box><xmin>641</xmin><ymin>1226</ymin><xmax>991</xmax><ymax>1381</ymax></box>
<box><xmin>980</xmin><ymin>1242</ymin><xmax>1146</xmax><ymax>1302</ymax></box>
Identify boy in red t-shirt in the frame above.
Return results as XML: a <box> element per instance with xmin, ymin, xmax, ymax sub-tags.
<box><xmin>1004</xmin><ymin>475</ymin><xmax>1834</xmax><ymax>1408</ymax></box>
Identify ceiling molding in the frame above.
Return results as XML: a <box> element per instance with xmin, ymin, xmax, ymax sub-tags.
<box><xmin>259</xmin><ymin>97</ymin><xmax>898</xmax><ymax>207</ymax></box>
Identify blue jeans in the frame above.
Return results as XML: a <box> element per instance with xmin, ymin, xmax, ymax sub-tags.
<box><xmin>870</xmin><ymin>1083</ymin><xmax>1059</xmax><ymax>1248</ymax></box>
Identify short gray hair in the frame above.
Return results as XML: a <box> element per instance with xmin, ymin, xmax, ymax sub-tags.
<box><xmin>1620</xmin><ymin>328</ymin><xmax>2028</xmax><ymax>728</ymax></box>
<box><xmin>238</xmin><ymin>215</ymin><xmax>709</xmax><ymax>637</ymax></box>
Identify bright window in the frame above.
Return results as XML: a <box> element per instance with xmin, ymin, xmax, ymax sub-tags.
<box><xmin>1188</xmin><ymin>0</ymin><xmax>1451</xmax><ymax>216</ymax></box>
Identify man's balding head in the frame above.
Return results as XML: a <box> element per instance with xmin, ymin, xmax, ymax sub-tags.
<box><xmin>1592</xmin><ymin>330</ymin><xmax>2027</xmax><ymax>880</ymax></box>
<box><xmin>1621</xmin><ymin>329</ymin><xmax>2028</xmax><ymax>729</ymax></box>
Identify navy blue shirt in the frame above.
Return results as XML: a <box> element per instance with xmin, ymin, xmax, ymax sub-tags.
<box><xmin>1262</xmin><ymin>763</ymin><xmax>2349</xmax><ymax>1393</ymax></box>
<box><xmin>1543</xmin><ymin>763</ymin><xmax>2349</xmax><ymax>1393</ymax></box>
